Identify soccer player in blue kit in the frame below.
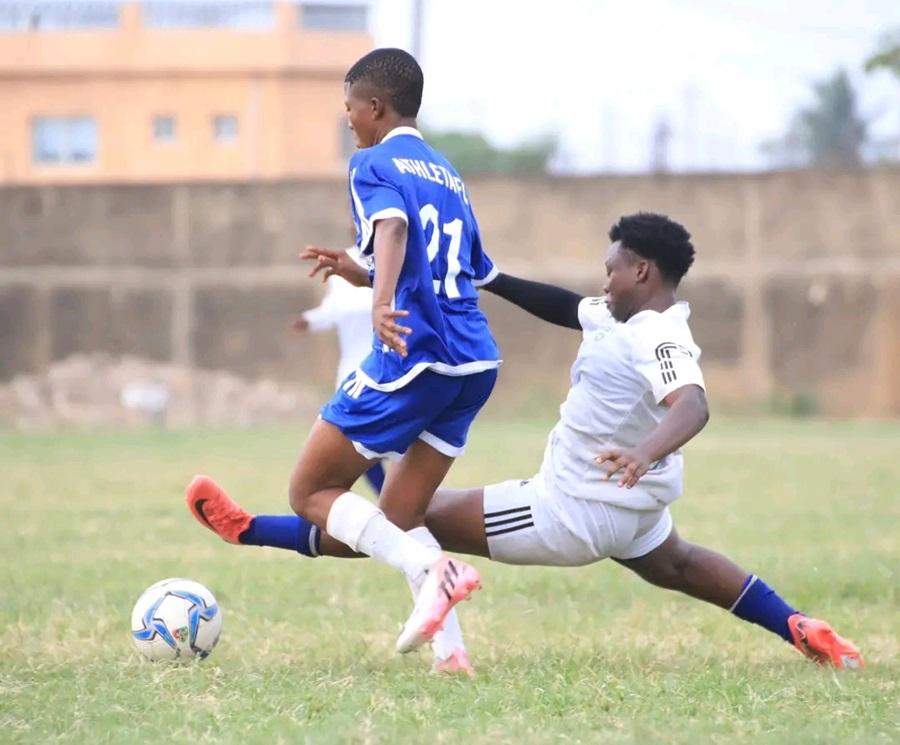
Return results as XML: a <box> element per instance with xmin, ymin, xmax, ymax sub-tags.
<box><xmin>188</xmin><ymin>48</ymin><xmax>499</xmax><ymax>661</ymax></box>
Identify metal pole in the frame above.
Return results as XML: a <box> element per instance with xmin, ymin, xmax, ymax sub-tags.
<box><xmin>411</xmin><ymin>0</ymin><xmax>424</xmax><ymax>60</ymax></box>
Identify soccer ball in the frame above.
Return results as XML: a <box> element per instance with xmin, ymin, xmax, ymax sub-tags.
<box><xmin>130</xmin><ymin>578</ymin><xmax>222</xmax><ymax>661</ymax></box>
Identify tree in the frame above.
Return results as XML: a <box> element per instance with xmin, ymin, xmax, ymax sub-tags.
<box><xmin>865</xmin><ymin>30</ymin><xmax>900</xmax><ymax>80</ymax></box>
<box><xmin>764</xmin><ymin>69</ymin><xmax>867</xmax><ymax>168</ymax></box>
<box><xmin>423</xmin><ymin>130</ymin><xmax>557</xmax><ymax>175</ymax></box>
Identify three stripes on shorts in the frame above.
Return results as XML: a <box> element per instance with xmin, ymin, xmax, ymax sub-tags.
<box><xmin>484</xmin><ymin>502</ymin><xmax>533</xmax><ymax>537</ymax></box>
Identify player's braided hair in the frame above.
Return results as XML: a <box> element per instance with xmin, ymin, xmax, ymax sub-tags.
<box><xmin>345</xmin><ymin>48</ymin><xmax>424</xmax><ymax>118</ymax></box>
<box><xmin>609</xmin><ymin>213</ymin><xmax>695</xmax><ymax>285</ymax></box>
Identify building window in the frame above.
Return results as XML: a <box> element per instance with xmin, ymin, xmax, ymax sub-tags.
<box><xmin>32</xmin><ymin>117</ymin><xmax>98</xmax><ymax>165</ymax></box>
<box><xmin>300</xmin><ymin>3</ymin><xmax>367</xmax><ymax>32</ymax></box>
<box><xmin>213</xmin><ymin>115</ymin><xmax>239</xmax><ymax>143</ymax></box>
<box><xmin>0</xmin><ymin>2</ymin><xmax>119</xmax><ymax>31</ymax></box>
<box><xmin>153</xmin><ymin>115</ymin><xmax>176</xmax><ymax>143</ymax></box>
<box><xmin>143</xmin><ymin>2</ymin><xmax>274</xmax><ymax>30</ymax></box>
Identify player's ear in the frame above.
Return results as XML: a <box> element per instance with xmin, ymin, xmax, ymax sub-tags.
<box><xmin>371</xmin><ymin>96</ymin><xmax>386</xmax><ymax>120</ymax></box>
<box><xmin>635</xmin><ymin>259</ymin><xmax>650</xmax><ymax>283</ymax></box>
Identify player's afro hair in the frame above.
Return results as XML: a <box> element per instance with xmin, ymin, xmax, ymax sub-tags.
<box><xmin>609</xmin><ymin>213</ymin><xmax>695</xmax><ymax>285</ymax></box>
<box><xmin>344</xmin><ymin>48</ymin><xmax>424</xmax><ymax>118</ymax></box>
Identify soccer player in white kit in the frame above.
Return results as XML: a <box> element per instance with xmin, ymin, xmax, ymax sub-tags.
<box><xmin>292</xmin><ymin>273</ymin><xmax>386</xmax><ymax>495</ymax></box>
<box><xmin>189</xmin><ymin>213</ymin><xmax>863</xmax><ymax>670</ymax></box>
<box><xmin>424</xmin><ymin>212</ymin><xmax>862</xmax><ymax>669</ymax></box>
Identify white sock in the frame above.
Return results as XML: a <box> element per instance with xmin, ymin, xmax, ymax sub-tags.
<box><xmin>326</xmin><ymin>492</ymin><xmax>440</xmax><ymax>579</ymax></box>
<box><xmin>406</xmin><ymin>526</ymin><xmax>467</xmax><ymax>661</ymax></box>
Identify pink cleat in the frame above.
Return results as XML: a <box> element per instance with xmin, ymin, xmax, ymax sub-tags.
<box><xmin>396</xmin><ymin>555</ymin><xmax>481</xmax><ymax>654</ymax></box>
<box><xmin>788</xmin><ymin>614</ymin><xmax>864</xmax><ymax>670</ymax></box>
<box><xmin>433</xmin><ymin>647</ymin><xmax>475</xmax><ymax>677</ymax></box>
<box><xmin>185</xmin><ymin>475</ymin><xmax>252</xmax><ymax>545</ymax></box>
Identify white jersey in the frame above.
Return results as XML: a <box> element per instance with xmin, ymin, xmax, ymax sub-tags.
<box><xmin>302</xmin><ymin>277</ymin><xmax>374</xmax><ymax>386</ymax></box>
<box><xmin>538</xmin><ymin>297</ymin><xmax>705</xmax><ymax>511</ymax></box>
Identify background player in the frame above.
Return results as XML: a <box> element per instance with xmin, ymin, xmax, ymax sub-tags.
<box><xmin>189</xmin><ymin>212</ymin><xmax>863</xmax><ymax>670</ymax></box>
<box><xmin>291</xmin><ymin>272</ymin><xmax>385</xmax><ymax>494</ymax></box>
<box><xmin>188</xmin><ymin>47</ymin><xmax>501</xmax><ymax>662</ymax></box>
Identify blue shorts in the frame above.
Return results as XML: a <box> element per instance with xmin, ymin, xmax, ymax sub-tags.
<box><xmin>320</xmin><ymin>368</ymin><xmax>498</xmax><ymax>460</ymax></box>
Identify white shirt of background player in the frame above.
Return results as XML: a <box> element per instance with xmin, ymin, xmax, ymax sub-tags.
<box><xmin>300</xmin><ymin>276</ymin><xmax>374</xmax><ymax>387</ymax></box>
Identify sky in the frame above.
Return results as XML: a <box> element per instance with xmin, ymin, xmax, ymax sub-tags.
<box><xmin>370</xmin><ymin>0</ymin><xmax>900</xmax><ymax>173</ymax></box>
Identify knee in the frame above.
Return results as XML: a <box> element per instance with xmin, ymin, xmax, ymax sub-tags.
<box><xmin>288</xmin><ymin>470</ymin><xmax>312</xmax><ymax>517</ymax></box>
<box><xmin>639</xmin><ymin>539</ymin><xmax>696</xmax><ymax>590</ymax></box>
<box><xmin>664</xmin><ymin>541</ymin><xmax>695</xmax><ymax>585</ymax></box>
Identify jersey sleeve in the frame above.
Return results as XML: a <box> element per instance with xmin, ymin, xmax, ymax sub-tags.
<box><xmin>577</xmin><ymin>296</ymin><xmax>614</xmax><ymax>332</ymax></box>
<box><xmin>469</xmin><ymin>225</ymin><xmax>499</xmax><ymax>287</ymax></box>
<box><xmin>633</xmin><ymin>329</ymin><xmax>705</xmax><ymax>403</ymax></box>
<box><xmin>348</xmin><ymin>154</ymin><xmax>408</xmax><ymax>254</ymax></box>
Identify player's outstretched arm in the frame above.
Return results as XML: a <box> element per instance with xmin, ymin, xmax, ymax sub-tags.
<box><xmin>299</xmin><ymin>245</ymin><xmax>372</xmax><ymax>287</ymax></box>
<box><xmin>481</xmin><ymin>272</ymin><xmax>584</xmax><ymax>329</ymax></box>
<box><xmin>596</xmin><ymin>384</ymin><xmax>709</xmax><ymax>488</ymax></box>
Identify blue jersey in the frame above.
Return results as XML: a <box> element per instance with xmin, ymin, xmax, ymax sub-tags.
<box><xmin>348</xmin><ymin>126</ymin><xmax>500</xmax><ymax>391</ymax></box>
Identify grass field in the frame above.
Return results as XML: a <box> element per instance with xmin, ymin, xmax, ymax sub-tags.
<box><xmin>1</xmin><ymin>414</ymin><xmax>898</xmax><ymax>744</ymax></box>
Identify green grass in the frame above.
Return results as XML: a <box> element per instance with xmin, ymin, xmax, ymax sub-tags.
<box><xmin>1</xmin><ymin>415</ymin><xmax>898</xmax><ymax>744</ymax></box>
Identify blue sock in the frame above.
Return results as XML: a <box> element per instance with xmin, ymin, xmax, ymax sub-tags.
<box><xmin>239</xmin><ymin>515</ymin><xmax>320</xmax><ymax>557</ymax></box>
<box><xmin>364</xmin><ymin>462</ymin><xmax>386</xmax><ymax>494</ymax></box>
<box><xmin>730</xmin><ymin>575</ymin><xmax>798</xmax><ymax>643</ymax></box>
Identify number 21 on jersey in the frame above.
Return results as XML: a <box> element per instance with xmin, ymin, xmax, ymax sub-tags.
<box><xmin>419</xmin><ymin>203</ymin><xmax>463</xmax><ymax>299</ymax></box>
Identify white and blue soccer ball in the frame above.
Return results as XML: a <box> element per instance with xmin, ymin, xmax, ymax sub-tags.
<box><xmin>130</xmin><ymin>578</ymin><xmax>222</xmax><ymax>661</ymax></box>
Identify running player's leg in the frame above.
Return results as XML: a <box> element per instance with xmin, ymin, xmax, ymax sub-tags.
<box><xmin>388</xmin><ymin>370</ymin><xmax>495</xmax><ymax>652</ymax></box>
<box><xmin>287</xmin><ymin>418</ymin><xmax>444</xmax><ymax>581</ymax></box>
<box><xmin>364</xmin><ymin>461</ymin><xmax>386</xmax><ymax>494</ymax></box>
<box><xmin>615</xmin><ymin>526</ymin><xmax>864</xmax><ymax>668</ymax></box>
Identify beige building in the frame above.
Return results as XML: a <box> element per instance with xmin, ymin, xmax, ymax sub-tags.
<box><xmin>0</xmin><ymin>1</ymin><xmax>372</xmax><ymax>184</ymax></box>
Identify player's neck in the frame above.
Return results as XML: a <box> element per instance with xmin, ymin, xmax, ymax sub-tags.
<box><xmin>374</xmin><ymin>117</ymin><xmax>419</xmax><ymax>145</ymax></box>
<box><xmin>636</xmin><ymin>288</ymin><xmax>677</xmax><ymax>316</ymax></box>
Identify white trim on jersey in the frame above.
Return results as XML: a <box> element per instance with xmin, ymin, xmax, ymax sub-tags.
<box><xmin>353</xmin><ymin>359</ymin><xmax>502</xmax><ymax>393</ymax></box>
<box><xmin>349</xmin><ymin>167</ymin><xmax>373</xmax><ymax>251</ymax></box>
<box><xmin>381</xmin><ymin>126</ymin><xmax>424</xmax><ymax>143</ymax></box>
<box><xmin>471</xmin><ymin>264</ymin><xmax>500</xmax><ymax>288</ymax></box>
<box><xmin>368</xmin><ymin>207</ymin><xmax>409</xmax><ymax>225</ymax></box>
<box><xmin>418</xmin><ymin>431</ymin><xmax>465</xmax><ymax>457</ymax></box>
<box><xmin>350</xmin><ymin>439</ymin><xmax>405</xmax><ymax>462</ymax></box>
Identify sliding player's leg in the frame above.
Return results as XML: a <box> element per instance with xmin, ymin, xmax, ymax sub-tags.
<box><xmin>388</xmin><ymin>369</ymin><xmax>497</xmax><ymax>653</ymax></box>
<box><xmin>615</xmin><ymin>526</ymin><xmax>864</xmax><ymax>669</ymax></box>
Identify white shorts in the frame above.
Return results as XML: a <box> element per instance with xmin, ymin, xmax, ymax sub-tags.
<box><xmin>483</xmin><ymin>476</ymin><xmax>673</xmax><ymax>566</ymax></box>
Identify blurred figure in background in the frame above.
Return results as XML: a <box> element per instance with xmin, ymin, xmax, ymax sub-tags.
<box><xmin>292</xmin><ymin>271</ymin><xmax>386</xmax><ymax>495</ymax></box>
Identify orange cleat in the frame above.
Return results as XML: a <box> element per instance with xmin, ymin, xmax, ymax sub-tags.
<box><xmin>185</xmin><ymin>475</ymin><xmax>253</xmax><ymax>545</ymax></box>
<box><xmin>433</xmin><ymin>647</ymin><xmax>475</xmax><ymax>677</ymax></box>
<box><xmin>396</xmin><ymin>555</ymin><xmax>481</xmax><ymax>654</ymax></box>
<box><xmin>788</xmin><ymin>614</ymin><xmax>865</xmax><ymax>670</ymax></box>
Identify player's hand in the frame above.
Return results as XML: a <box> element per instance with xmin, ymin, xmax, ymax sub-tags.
<box><xmin>299</xmin><ymin>245</ymin><xmax>371</xmax><ymax>287</ymax></box>
<box><xmin>373</xmin><ymin>303</ymin><xmax>411</xmax><ymax>358</ymax></box>
<box><xmin>594</xmin><ymin>447</ymin><xmax>652</xmax><ymax>488</ymax></box>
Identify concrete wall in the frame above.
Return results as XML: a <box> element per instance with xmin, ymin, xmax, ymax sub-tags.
<box><xmin>1</xmin><ymin>168</ymin><xmax>899</xmax><ymax>416</ymax></box>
